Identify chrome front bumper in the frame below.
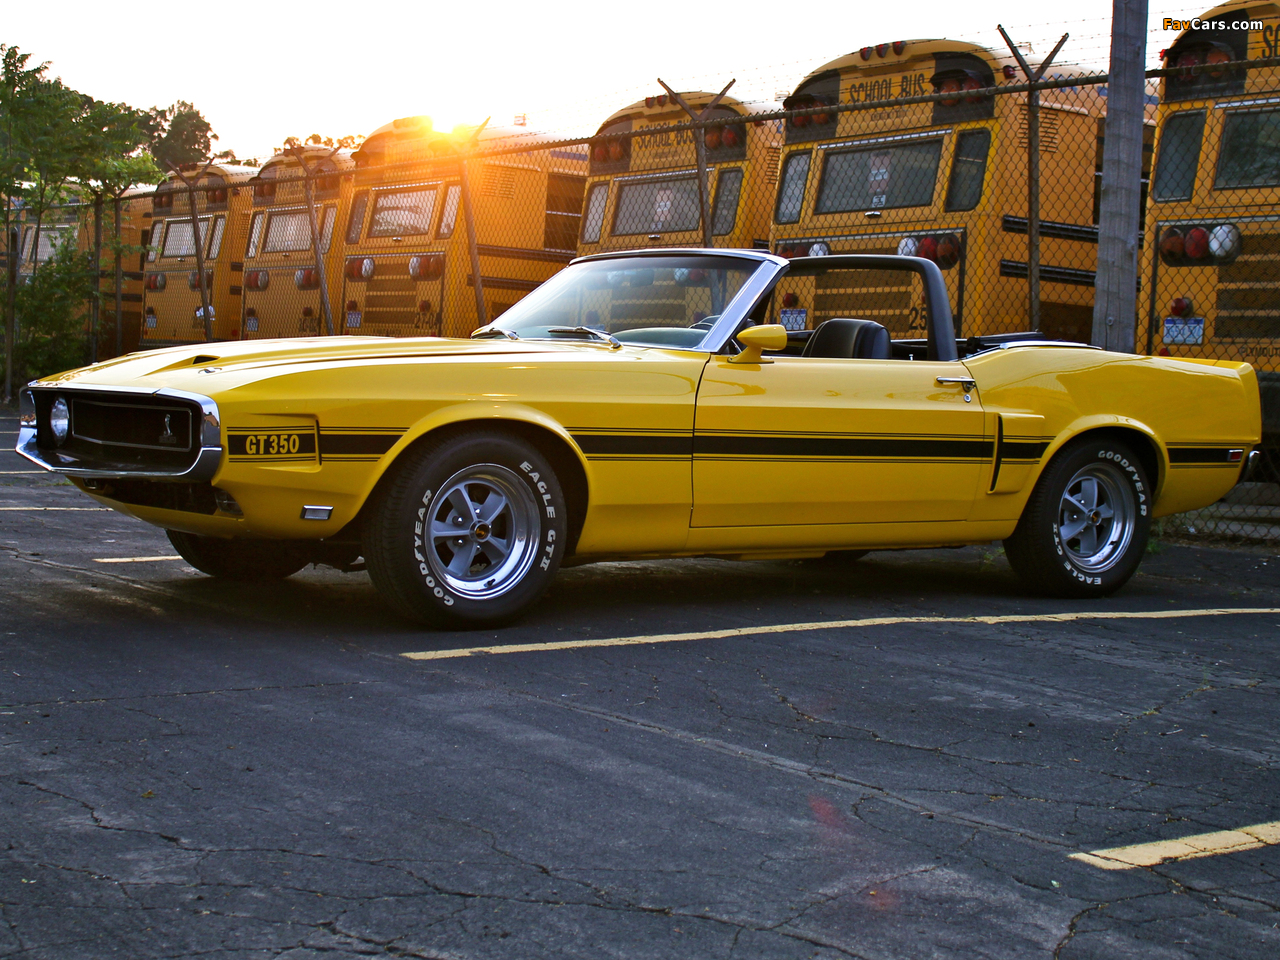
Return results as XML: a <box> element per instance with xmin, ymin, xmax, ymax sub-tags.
<box><xmin>17</xmin><ymin>384</ymin><xmax>224</xmax><ymax>482</ymax></box>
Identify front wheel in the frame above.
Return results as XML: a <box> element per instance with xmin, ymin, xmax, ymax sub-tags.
<box><xmin>362</xmin><ymin>432</ymin><xmax>567</xmax><ymax>627</ymax></box>
<box><xmin>1003</xmin><ymin>438</ymin><xmax>1151</xmax><ymax>598</ymax></box>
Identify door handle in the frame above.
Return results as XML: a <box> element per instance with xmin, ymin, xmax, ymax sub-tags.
<box><xmin>936</xmin><ymin>377</ymin><xmax>977</xmax><ymax>402</ymax></box>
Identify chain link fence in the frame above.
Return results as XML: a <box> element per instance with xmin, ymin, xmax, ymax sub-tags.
<box><xmin>5</xmin><ymin>50</ymin><xmax>1277</xmax><ymax>544</ymax></box>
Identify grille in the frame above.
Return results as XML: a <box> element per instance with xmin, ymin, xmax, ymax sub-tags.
<box><xmin>72</xmin><ymin>399</ymin><xmax>192</xmax><ymax>451</ymax></box>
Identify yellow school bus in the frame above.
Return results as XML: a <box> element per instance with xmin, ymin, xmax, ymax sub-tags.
<box><xmin>141</xmin><ymin>162</ymin><xmax>258</xmax><ymax>347</ymax></box>
<box><xmin>12</xmin><ymin>190</ymin><xmax>153</xmax><ymax>358</ymax></box>
<box><xmin>240</xmin><ymin>146</ymin><xmax>354</xmax><ymax>339</ymax></box>
<box><xmin>769</xmin><ymin>40</ymin><xmax>1126</xmax><ymax>343</ymax></box>
<box><xmin>577</xmin><ymin>92</ymin><xmax>781</xmax><ymax>255</ymax></box>
<box><xmin>342</xmin><ymin>117</ymin><xmax>588</xmax><ymax>337</ymax></box>
<box><xmin>1140</xmin><ymin>1</ymin><xmax>1280</xmax><ymax>469</ymax></box>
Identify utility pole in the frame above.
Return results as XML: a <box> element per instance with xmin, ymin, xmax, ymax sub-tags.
<box><xmin>1092</xmin><ymin>0</ymin><xmax>1149</xmax><ymax>352</ymax></box>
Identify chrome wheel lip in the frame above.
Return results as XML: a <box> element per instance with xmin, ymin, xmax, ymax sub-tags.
<box><xmin>424</xmin><ymin>464</ymin><xmax>540</xmax><ymax>600</ymax></box>
<box><xmin>1057</xmin><ymin>462</ymin><xmax>1136</xmax><ymax>574</ymax></box>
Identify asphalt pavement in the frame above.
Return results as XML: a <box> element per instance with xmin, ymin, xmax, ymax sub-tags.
<box><xmin>2</xmin><ymin>411</ymin><xmax>1279</xmax><ymax>959</ymax></box>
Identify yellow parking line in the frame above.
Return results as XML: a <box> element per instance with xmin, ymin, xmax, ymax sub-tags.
<box><xmin>93</xmin><ymin>555</ymin><xmax>183</xmax><ymax>564</ymax></box>
<box><xmin>0</xmin><ymin>507</ymin><xmax>112</xmax><ymax>511</ymax></box>
<box><xmin>401</xmin><ymin>607</ymin><xmax>1280</xmax><ymax>661</ymax></box>
<box><xmin>1071</xmin><ymin>820</ymin><xmax>1280</xmax><ymax>870</ymax></box>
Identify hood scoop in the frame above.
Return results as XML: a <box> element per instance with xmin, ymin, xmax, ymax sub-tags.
<box><xmin>191</xmin><ymin>355</ymin><xmax>220</xmax><ymax>364</ymax></box>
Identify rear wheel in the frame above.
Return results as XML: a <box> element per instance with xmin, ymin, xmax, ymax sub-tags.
<box><xmin>1003</xmin><ymin>438</ymin><xmax>1151</xmax><ymax>598</ymax></box>
<box><xmin>166</xmin><ymin>530</ymin><xmax>309</xmax><ymax>581</ymax></box>
<box><xmin>362</xmin><ymin>432</ymin><xmax>567</xmax><ymax>627</ymax></box>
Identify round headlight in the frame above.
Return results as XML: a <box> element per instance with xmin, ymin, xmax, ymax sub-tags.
<box><xmin>809</xmin><ymin>241</ymin><xmax>830</xmax><ymax>257</ymax></box>
<box><xmin>50</xmin><ymin>397</ymin><xmax>69</xmax><ymax>445</ymax></box>
<box><xmin>1209</xmin><ymin>223</ymin><xmax>1241</xmax><ymax>261</ymax></box>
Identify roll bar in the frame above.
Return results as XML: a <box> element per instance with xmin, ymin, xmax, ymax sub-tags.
<box><xmin>777</xmin><ymin>255</ymin><xmax>959</xmax><ymax>362</ymax></box>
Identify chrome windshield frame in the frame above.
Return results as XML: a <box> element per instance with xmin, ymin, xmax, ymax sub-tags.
<box><xmin>475</xmin><ymin>248</ymin><xmax>791</xmax><ymax>354</ymax></box>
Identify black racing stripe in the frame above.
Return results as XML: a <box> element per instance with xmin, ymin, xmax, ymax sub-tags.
<box><xmin>1001</xmin><ymin>440</ymin><xmax>1050</xmax><ymax>460</ymax></box>
<box><xmin>1167</xmin><ymin>446</ymin><xmax>1240</xmax><ymax>464</ymax></box>
<box><xmin>693</xmin><ymin>435</ymin><xmax>994</xmax><ymax>459</ymax></box>
<box><xmin>573</xmin><ymin>434</ymin><xmax>693</xmax><ymax>456</ymax></box>
<box><xmin>319</xmin><ymin>433</ymin><xmax>399</xmax><ymax>456</ymax></box>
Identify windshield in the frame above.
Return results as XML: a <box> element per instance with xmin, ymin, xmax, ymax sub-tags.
<box><xmin>481</xmin><ymin>255</ymin><xmax>762</xmax><ymax>348</ymax></box>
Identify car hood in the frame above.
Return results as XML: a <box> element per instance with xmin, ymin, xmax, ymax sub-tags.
<box><xmin>29</xmin><ymin>335</ymin><xmax>582</xmax><ymax>395</ymax></box>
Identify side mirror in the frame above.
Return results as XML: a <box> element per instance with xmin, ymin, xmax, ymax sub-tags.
<box><xmin>729</xmin><ymin>324</ymin><xmax>788</xmax><ymax>364</ymax></box>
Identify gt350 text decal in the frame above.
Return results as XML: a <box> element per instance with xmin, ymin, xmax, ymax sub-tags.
<box><xmin>227</xmin><ymin>429</ymin><xmax>317</xmax><ymax>462</ymax></box>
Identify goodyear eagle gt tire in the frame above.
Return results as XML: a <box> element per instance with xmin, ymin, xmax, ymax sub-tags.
<box><xmin>166</xmin><ymin>530</ymin><xmax>309</xmax><ymax>580</ymax></box>
<box><xmin>1003</xmin><ymin>438</ymin><xmax>1151</xmax><ymax>598</ymax></box>
<box><xmin>363</xmin><ymin>432</ymin><xmax>567</xmax><ymax>627</ymax></box>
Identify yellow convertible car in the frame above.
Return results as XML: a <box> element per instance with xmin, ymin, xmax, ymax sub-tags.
<box><xmin>17</xmin><ymin>251</ymin><xmax>1262</xmax><ymax>626</ymax></box>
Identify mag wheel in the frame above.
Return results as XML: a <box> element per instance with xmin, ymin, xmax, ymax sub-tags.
<box><xmin>363</xmin><ymin>432</ymin><xmax>567</xmax><ymax>627</ymax></box>
<box><xmin>166</xmin><ymin>530</ymin><xmax>309</xmax><ymax>580</ymax></box>
<box><xmin>1003</xmin><ymin>438</ymin><xmax>1151</xmax><ymax>598</ymax></box>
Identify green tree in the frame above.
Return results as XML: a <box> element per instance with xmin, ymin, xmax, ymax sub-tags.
<box><xmin>11</xmin><ymin>235</ymin><xmax>95</xmax><ymax>383</ymax></box>
<box><xmin>1</xmin><ymin>45</ymin><xmax>63</xmax><ymax>401</ymax></box>
<box><xmin>145</xmin><ymin>101</ymin><xmax>226</xmax><ymax>169</ymax></box>
<box><xmin>2</xmin><ymin>46</ymin><xmax>168</xmax><ymax>397</ymax></box>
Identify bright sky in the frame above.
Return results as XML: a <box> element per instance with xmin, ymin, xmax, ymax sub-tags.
<box><xmin>6</xmin><ymin>0</ymin><xmax>1214</xmax><ymax>161</ymax></box>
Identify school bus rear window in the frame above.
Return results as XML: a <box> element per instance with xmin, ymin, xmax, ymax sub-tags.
<box><xmin>161</xmin><ymin>218</ymin><xmax>212</xmax><ymax>257</ymax></box>
<box><xmin>816</xmin><ymin>139</ymin><xmax>943</xmax><ymax>214</ymax></box>
<box><xmin>369</xmin><ymin>188</ymin><xmax>438</xmax><ymax>238</ymax></box>
<box><xmin>613</xmin><ymin>176</ymin><xmax>700</xmax><ymax>236</ymax></box>
<box><xmin>1215</xmin><ymin>109</ymin><xmax>1280</xmax><ymax>190</ymax></box>
<box><xmin>263</xmin><ymin>211</ymin><xmax>313</xmax><ymax>253</ymax></box>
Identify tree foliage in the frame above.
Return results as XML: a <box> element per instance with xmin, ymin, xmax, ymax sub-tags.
<box><xmin>277</xmin><ymin>133</ymin><xmax>364</xmax><ymax>154</ymax></box>
<box><xmin>144</xmin><ymin>101</ymin><xmax>225</xmax><ymax>169</ymax></box>
<box><xmin>11</xmin><ymin>237</ymin><xmax>97</xmax><ymax>383</ymax></box>
<box><xmin>1</xmin><ymin>44</ymin><xmax>191</xmax><ymax>395</ymax></box>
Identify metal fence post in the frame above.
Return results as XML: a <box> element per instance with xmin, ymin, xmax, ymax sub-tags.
<box><xmin>1000</xmin><ymin>27</ymin><xmax>1069</xmax><ymax>333</ymax></box>
<box><xmin>1092</xmin><ymin>0</ymin><xmax>1149</xmax><ymax>352</ymax></box>
<box><xmin>166</xmin><ymin>161</ymin><xmax>214</xmax><ymax>341</ymax></box>
<box><xmin>4</xmin><ymin>226</ymin><xmax>16</xmax><ymax>402</ymax></box>
<box><xmin>90</xmin><ymin>194</ymin><xmax>102</xmax><ymax>363</ymax></box>
<box><xmin>113</xmin><ymin>195</ymin><xmax>123</xmax><ymax>358</ymax></box>
<box><xmin>292</xmin><ymin>149</ymin><xmax>337</xmax><ymax>336</ymax></box>
<box><xmin>459</xmin><ymin>151</ymin><xmax>487</xmax><ymax>328</ymax></box>
<box><xmin>660</xmin><ymin>79</ymin><xmax>736</xmax><ymax>249</ymax></box>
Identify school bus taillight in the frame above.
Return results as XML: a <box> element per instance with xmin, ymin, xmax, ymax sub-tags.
<box><xmin>245</xmin><ymin>270</ymin><xmax>269</xmax><ymax>291</ymax></box>
<box><xmin>145</xmin><ymin>273</ymin><xmax>165</xmax><ymax>291</ymax></box>
<box><xmin>187</xmin><ymin>270</ymin><xmax>213</xmax><ymax>291</ymax></box>
<box><xmin>345</xmin><ymin>258</ymin><xmax>375</xmax><ymax>280</ymax></box>
<box><xmin>1170</xmin><ymin>297</ymin><xmax>1194</xmax><ymax>318</ymax></box>
<box><xmin>408</xmin><ymin>255</ymin><xmax>444</xmax><ymax>281</ymax></box>
<box><xmin>1184</xmin><ymin>227</ymin><xmax>1211</xmax><ymax>260</ymax></box>
<box><xmin>294</xmin><ymin>268</ymin><xmax>320</xmax><ymax>290</ymax></box>
<box><xmin>1209</xmin><ymin>224</ymin><xmax>1241</xmax><ymax>259</ymax></box>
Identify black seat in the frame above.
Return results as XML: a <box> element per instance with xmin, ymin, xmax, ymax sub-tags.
<box><xmin>800</xmin><ymin>318</ymin><xmax>891</xmax><ymax>360</ymax></box>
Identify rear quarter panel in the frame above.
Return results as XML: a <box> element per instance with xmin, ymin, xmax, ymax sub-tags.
<box><xmin>965</xmin><ymin>348</ymin><xmax>1261</xmax><ymax>520</ymax></box>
